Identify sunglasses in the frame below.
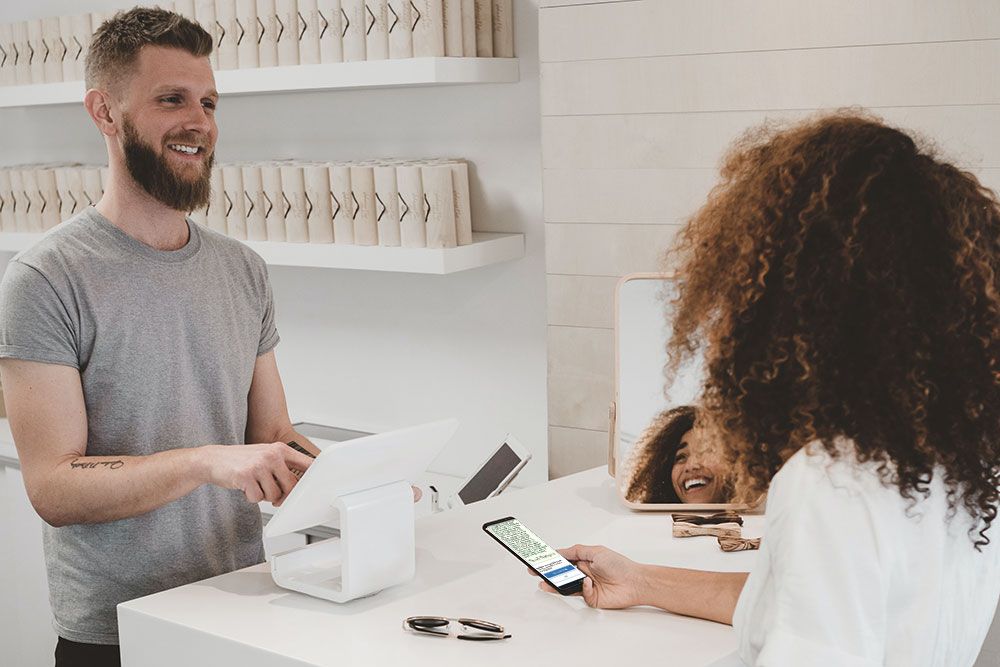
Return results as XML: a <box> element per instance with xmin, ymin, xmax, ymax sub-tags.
<box><xmin>402</xmin><ymin>616</ymin><xmax>511</xmax><ymax>641</ymax></box>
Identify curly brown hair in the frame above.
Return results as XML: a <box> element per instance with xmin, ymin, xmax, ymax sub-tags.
<box><xmin>667</xmin><ymin>110</ymin><xmax>1000</xmax><ymax>547</ymax></box>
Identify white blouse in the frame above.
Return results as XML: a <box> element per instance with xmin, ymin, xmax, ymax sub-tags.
<box><xmin>733</xmin><ymin>441</ymin><xmax>1000</xmax><ymax>666</ymax></box>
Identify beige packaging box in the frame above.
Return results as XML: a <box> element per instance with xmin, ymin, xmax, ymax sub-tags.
<box><xmin>81</xmin><ymin>166</ymin><xmax>103</xmax><ymax>209</ymax></box>
<box><xmin>12</xmin><ymin>22</ymin><xmax>31</xmax><ymax>86</ymax></box>
<box><xmin>0</xmin><ymin>23</ymin><xmax>15</xmax><ymax>86</ymax></box>
<box><xmin>7</xmin><ymin>169</ymin><xmax>27</xmax><ymax>232</ymax></box>
<box><xmin>303</xmin><ymin>164</ymin><xmax>334</xmax><ymax>243</ymax></box>
<box><xmin>411</xmin><ymin>0</ymin><xmax>444</xmax><ymax>57</ymax></box>
<box><xmin>37</xmin><ymin>168</ymin><xmax>61</xmax><ymax>230</ymax></box>
<box><xmin>492</xmin><ymin>0</ymin><xmax>512</xmax><ymax>57</ymax></box>
<box><xmin>395</xmin><ymin>164</ymin><xmax>426</xmax><ymax>248</ymax></box>
<box><xmin>328</xmin><ymin>163</ymin><xmax>354</xmax><ymax>243</ymax></box>
<box><xmin>65</xmin><ymin>166</ymin><xmax>87</xmax><ymax>218</ymax></box>
<box><xmin>57</xmin><ymin>16</ymin><xmax>75</xmax><ymax>82</ymax></box>
<box><xmin>317</xmin><ymin>0</ymin><xmax>344</xmax><ymax>63</ymax></box>
<box><xmin>341</xmin><ymin>0</ymin><xmax>366</xmax><ymax>62</ymax></box>
<box><xmin>442</xmin><ymin>0</ymin><xmax>462</xmax><ymax>57</ymax></box>
<box><xmin>473</xmin><ymin>0</ymin><xmax>491</xmax><ymax>57</ymax></box>
<box><xmin>216</xmin><ymin>0</ymin><xmax>241</xmax><ymax>69</ymax></box>
<box><xmin>385</xmin><ymin>0</ymin><xmax>411</xmax><ymax>59</ymax></box>
<box><xmin>194</xmin><ymin>1</ymin><xmax>221</xmax><ymax>69</ymax></box>
<box><xmin>173</xmin><ymin>0</ymin><xmax>197</xmax><ymax>20</ymax></box>
<box><xmin>261</xmin><ymin>163</ymin><xmax>287</xmax><ymax>241</ymax></box>
<box><xmin>438</xmin><ymin>159</ymin><xmax>472</xmax><ymax>245</ymax></box>
<box><xmin>27</xmin><ymin>19</ymin><xmax>45</xmax><ymax>85</ymax></box>
<box><xmin>223</xmin><ymin>165</ymin><xmax>249</xmax><ymax>239</ymax></box>
<box><xmin>275</xmin><ymin>0</ymin><xmax>301</xmax><ymax>66</ymax></box>
<box><xmin>461</xmin><ymin>0</ymin><xmax>475</xmax><ymax>57</ymax></box>
<box><xmin>279</xmin><ymin>164</ymin><xmax>309</xmax><ymax>243</ymax></box>
<box><xmin>349</xmin><ymin>164</ymin><xmax>378</xmax><ymax>246</ymax></box>
<box><xmin>42</xmin><ymin>16</ymin><xmax>63</xmax><ymax>83</ymax></box>
<box><xmin>256</xmin><ymin>0</ymin><xmax>280</xmax><ymax>67</ymax></box>
<box><xmin>69</xmin><ymin>14</ymin><xmax>92</xmax><ymax>82</ymax></box>
<box><xmin>420</xmin><ymin>164</ymin><xmax>457</xmax><ymax>248</ymax></box>
<box><xmin>206</xmin><ymin>167</ymin><xmax>229</xmax><ymax>235</ymax></box>
<box><xmin>373</xmin><ymin>164</ymin><xmax>401</xmax><ymax>247</ymax></box>
<box><xmin>21</xmin><ymin>168</ymin><xmax>43</xmax><ymax>233</ymax></box>
<box><xmin>53</xmin><ymin>167</ymin><xmax>73</xmax><ymax>220</ymax></box>
<box><xmin>0</xmin><ymin>169</ymin><xmax>14</xmax><ymax>232</ymax></box>
<box><xmin>364</xmin><ymin>0</ymin><xmax>389</xmax><ymax>61</ymax></box>
<box><xmin>299</xmin><ymin>0</ymin><xmax>323</xmax><ymax>65</ymax></box>
<box><xmin>241</xmin><ymin>164</ymin><xmax>269</xmax><ymax>240</ymax></box>
<box><xmin>234</xmin><ymin>0</ymin><xmax>260</xmax><ymax>68</ymax></box>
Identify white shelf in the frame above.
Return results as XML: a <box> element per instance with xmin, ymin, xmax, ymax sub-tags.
<box><xmin>0</xmin><ymin>231</ymin><xmax>524</xmax><ymax>274</ymax></box>
<box><xmin>0</xmin><ymin>57</ymin><xmax>520</xmax><ymax>108</ymax></box>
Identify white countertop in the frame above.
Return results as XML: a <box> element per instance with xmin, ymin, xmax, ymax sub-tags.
<box><xmin>118</xmin><ymin>467</ymin><xmax>760</xmax><ymax>667</ymax></box>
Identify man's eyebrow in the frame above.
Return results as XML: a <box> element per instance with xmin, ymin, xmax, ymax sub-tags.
<box><xmin>151</xmin><ymin>86</ymin><xmax>219</xmax><ymax>99</ymax></box>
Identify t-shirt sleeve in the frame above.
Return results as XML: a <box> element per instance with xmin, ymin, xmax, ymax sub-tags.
<box><xmin>256</xmin><ymin>261</ymin><xmax>279</xmax><ymax>357</ymax></box>
<box><xmin>743</xmin><ymin>459</ymin><xmax>888</xmax><ymax>666</ymax></box>
<box><xmin>0</xmin><ymin>260</ymin><xmax>79</xmax><ymax>368</ymax></box>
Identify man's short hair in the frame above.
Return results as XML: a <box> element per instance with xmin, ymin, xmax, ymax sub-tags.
<box><xmin>85</xmin><ymin>7</ymin><xmax>213</xmax><ymax>91</ymax></box>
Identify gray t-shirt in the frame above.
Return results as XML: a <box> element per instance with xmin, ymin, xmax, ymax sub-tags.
<box><xmin>0</xmin><ymin>207</ymin><xmax>280</xmax><ymax>644</ymax></box>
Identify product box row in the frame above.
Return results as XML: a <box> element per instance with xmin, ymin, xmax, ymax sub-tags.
<box><xmin>0</xmin><ymin>0</ymin><xmax>514</xmax><ymax>87</ymax></box>
<box><xmin>174</xmin><ymin>0</ymin><xmax>516</xmax><ymax>69</ymax></box>
<box><xmin>0</xmin><ymin>159</ymin><xmax>475</xmax><ymax>249</ymax></box>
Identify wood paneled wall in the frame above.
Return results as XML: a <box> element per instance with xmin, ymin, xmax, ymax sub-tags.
<box><xmin>539</xmin><ymin>0</ymin><xmax>1000</xmax><ymax>481</ymax></box>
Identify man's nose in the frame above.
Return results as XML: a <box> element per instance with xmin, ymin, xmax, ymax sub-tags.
<box><xmin>182</xmin><ymin>103</ymin><xmax>213</xmax><ymax>134</ymax></box>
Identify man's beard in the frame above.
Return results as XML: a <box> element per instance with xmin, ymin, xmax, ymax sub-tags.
<box><xmin>121</xmin><ymin>117</ymin><xmax>213</xmax><ymax>212</ymax></box>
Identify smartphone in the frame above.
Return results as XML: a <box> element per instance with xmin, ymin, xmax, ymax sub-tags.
<box><xmin>483</xmin><ymin>516</ymin><xmax>586</xmax><ymax>595</ymax></box>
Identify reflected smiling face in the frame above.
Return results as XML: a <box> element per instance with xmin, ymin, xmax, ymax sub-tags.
<box><xmin>671</xmin><ymin>431</ymin><xmax>728</xmax><ymax>504</ymax></box>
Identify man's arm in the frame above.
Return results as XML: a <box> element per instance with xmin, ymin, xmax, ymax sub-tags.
<box><xmin>244</xmin><ymin>350</ymin><xmax>320</xmax><ymax>456</ymax></box>
<box><xmin>1</xmin><ymin>358</ymin><xmax>314</xmax><ymax>527</ymax></box>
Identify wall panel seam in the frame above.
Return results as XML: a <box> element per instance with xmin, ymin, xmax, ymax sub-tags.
<box><xmin>539</xmin><ymin>36</ymin><xmax>1000</xmax><ymax>65</ymax></box>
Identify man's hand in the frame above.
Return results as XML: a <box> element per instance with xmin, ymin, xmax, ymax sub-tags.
<box><xmin>535</xmin><ymin>544</ymin><xmax>649</xmax><ymax>609</ymax></box>
<box><xmin>202</xmin><ymin>443</ymin><xmax>315</xmax><ymax>505</ymax></box>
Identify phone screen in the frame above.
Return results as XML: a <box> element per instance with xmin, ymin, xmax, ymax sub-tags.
<box><xmin>484</xmin><ymin>518</ymin><xmax>586</xmax><ymax>591</ymax></box>
<box><xmin>458</xmin><ymin>443</ymin><xmax>523</xmax><ymax>504</ymax></box>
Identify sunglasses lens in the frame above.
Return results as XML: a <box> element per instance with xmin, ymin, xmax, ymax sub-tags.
<box><xmin>409</xmin><ymin>617</ymin><xmax>449</xmax><ymax>629</ymax></box>
<box><xmin>459</xmin><ymin>618</ymin><xmax>503</xmax><ymax>633</ymax></box>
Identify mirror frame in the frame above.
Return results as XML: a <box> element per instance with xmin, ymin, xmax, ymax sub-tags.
<box><xmin>610</xmin><ymin>272</ymin><xmax>758</xmax><ymax>512</ymax></box>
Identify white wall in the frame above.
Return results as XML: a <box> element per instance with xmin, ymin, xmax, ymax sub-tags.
<box><xmin>0</xmin><ymin>0</ymin><xmax>549</xmax><ymax>487</ymax></box>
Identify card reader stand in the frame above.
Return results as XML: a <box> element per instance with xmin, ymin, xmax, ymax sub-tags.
<box><xmin>262</xmin><ymin>419</ymin><xmax>459</xmax><ymax>604</ymax></box>
<box><xmin>268</xmin><ymin>480</ymin><xmax>414</xmax><ymax>603</ymax></box>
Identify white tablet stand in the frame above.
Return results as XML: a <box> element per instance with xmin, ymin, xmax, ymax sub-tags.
<box><xmin>264</xmin><ymin>419</ymin><xmax>459</xmax><ymax>603</ymax></box>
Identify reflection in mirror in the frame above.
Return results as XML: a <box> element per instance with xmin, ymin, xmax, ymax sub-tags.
<box><xmin>624</xmin><ymin>406</ymin><xmax>732</xmax><ymax>504</ymax></box>
<box><xmin>615</xmin><ymin>275</ymin><xmax>740</xmax><ymax>509</ymax></box>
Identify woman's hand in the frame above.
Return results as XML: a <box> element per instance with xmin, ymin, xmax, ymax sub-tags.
<box><xmin>536</xmin><ymin>544</ymin><xmax>649</xmax><ymax>609</ymax></box>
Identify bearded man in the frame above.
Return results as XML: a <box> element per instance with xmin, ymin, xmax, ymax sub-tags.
<box><xmin>0</xmin><ymin>9</ymin><xmax>320</xmax><ymax>666</ymax></box>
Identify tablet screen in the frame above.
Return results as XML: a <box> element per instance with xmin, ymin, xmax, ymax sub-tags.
<box><xmin>458</xmin><ymin>443</ymin><xmax>523</xmax><ymax>504</ymax></box>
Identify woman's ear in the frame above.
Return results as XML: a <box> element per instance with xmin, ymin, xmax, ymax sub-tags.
<box><xmin>83</xmin><ymin>88</ymin><xmax>118</xmax><ymax>137</ymax></box>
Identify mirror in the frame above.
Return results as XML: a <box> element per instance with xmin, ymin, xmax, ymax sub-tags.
<box><xmin>611</xmin><ymin>273</ymin><xmax>749</xmax><ymax>511</ymax></box>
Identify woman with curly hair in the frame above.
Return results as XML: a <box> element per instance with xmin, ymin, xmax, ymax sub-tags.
<box><xmin>624</xmin><ymin>405</ymin><xmax>731</xmax><ymax>504</ymax></box>
<box><xmin>538</xmin><ymin>111</ymin><xmax>1000</xmax><ymax>665</ymax></box>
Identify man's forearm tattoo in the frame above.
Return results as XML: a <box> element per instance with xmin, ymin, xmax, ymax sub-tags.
<box><xmin>70</xmin><ymin>458</ymin><xmax>124</xmax><ymax>470</ymax></box>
